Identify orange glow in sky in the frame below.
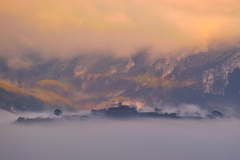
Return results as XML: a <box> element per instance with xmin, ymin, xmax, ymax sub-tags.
<box><xmin>0</xmin><ymin>0</ymin><xmax>240</xmax><ymax>57</ymax></box>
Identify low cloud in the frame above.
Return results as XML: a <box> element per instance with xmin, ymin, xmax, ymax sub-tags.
<box><xmin>160</xmin><ymin>104</ymin><xmax>209</xmax><ymax>117</ymax></box>
<box><xmin>0</xmin><ymin>0</ymin><xmax>240</xmax><ymax>59</ymax></box>
<box><xmin>7</xmin><ymin>57</ymin><xmax>33</xmax><ymax>69</ymax></box>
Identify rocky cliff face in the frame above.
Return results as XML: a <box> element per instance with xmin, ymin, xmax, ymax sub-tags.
<box><xmin>203</xmin><ymin>51</ymin><xmax>240</xmax><ymax>95</ymax></box>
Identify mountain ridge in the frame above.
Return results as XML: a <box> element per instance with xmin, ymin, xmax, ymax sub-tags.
<box><xmin>1</xmin><ymin>47</ymin><xmax>240</xmax><ymax>116</ymax></box>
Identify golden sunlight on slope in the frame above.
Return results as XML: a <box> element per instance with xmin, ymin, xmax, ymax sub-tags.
<box><xmin>132</xmin><ymin>74</ymin><xmax>198</xmax><ymax>88</ymax></box>
<box><xmin>30</xmin><ymin>88</ymin><xmax>72</xmax><ymax>106</ymax></box>
<box><xmin>0</xmin><ymin>81</ymin><xmax>30</xmax><ymax>97</ymax></box>
<box><xmin>36</xmin><ymin>80</ymin><xmax>75</xmax><ymax>97</ymax></box>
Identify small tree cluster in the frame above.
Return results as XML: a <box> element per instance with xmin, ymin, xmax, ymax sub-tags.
<box><xmin>54</xmin><ymin>109</ymin><xmax>62</xmax><ymax>116</ymax></box>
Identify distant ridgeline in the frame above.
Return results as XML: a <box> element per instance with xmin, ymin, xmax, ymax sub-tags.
<box><xmin>16</xmin><ymin>102</ymin><xmax>224</xmax><ymax>123</ymax></box>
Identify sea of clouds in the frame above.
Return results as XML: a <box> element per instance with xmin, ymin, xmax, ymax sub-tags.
<box><xmin>0</xmin><ymin>109</ymin><xmax>240</xmax><ymax>160</ymax></box>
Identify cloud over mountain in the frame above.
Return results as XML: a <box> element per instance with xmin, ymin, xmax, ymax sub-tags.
<box><xmin>0</xmin><ymin>0</ymin><xmax>240</xmax><ymax>58</ymax></box>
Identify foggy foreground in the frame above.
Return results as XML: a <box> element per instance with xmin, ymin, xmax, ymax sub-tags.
<box><xmin>0</xmin><ymin>110</ymin><xmax>240</xmax><ymax>160</ymax></box>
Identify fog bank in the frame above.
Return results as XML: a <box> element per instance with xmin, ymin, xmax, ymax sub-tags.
<box><xmin>0</xmin><ymin>112</ymin><xmax>240</xmax><ymax>160</ymax></box>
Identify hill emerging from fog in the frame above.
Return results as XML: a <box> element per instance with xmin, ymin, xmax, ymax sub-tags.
<box><xmin>1</xmin><ymin>46</ymin><xmax>240</xmax><ymax>116</ymax></box>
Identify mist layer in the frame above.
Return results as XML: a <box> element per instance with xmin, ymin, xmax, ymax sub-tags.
<box><xmin>0</xmin><ymin>117</ymin><xmax>240</xmax><ymax>160</ymax></box>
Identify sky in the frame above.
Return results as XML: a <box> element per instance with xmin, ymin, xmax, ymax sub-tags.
<box><xmin>0</xmin><ymin>0</ymin><xmax>240</xmax><ymax>58</ymax></box>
